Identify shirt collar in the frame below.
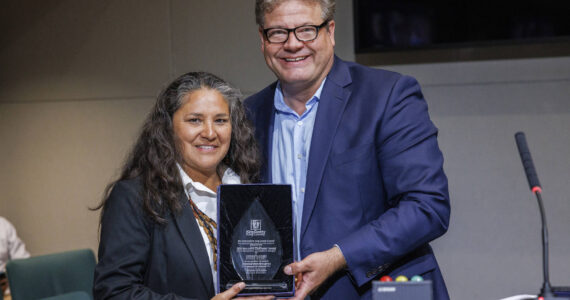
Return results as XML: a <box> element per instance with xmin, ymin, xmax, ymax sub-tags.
<box><xmin>273</xmin><ymin>77</ymin><xmax>327</xmax><ymax>116</ymax></box>
<box><xmin>177</xmin><ymin>163</ymin><xmax>241</xmax><ymax>196</ymax></box>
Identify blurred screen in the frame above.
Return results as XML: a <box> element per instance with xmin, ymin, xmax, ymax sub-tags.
<box><xmin>354</xmin><ymin>0</ymin><xmax>570</xmax><ymax>53</ymax></box>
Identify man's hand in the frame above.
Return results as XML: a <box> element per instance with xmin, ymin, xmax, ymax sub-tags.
<box><xmin>212</xmin><ymin>282</ymin><xmax>275</xmax><ymax>300</ymax></box>
<box><xmin>284</xmin><ymin>246</ymin><xmax>347</xmax><ymax>300</ymax></box>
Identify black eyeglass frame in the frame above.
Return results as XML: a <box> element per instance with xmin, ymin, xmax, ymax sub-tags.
<box><xmin>262</xmin><ymin>20</ymin><xmax>330</xmax><ymax>44</ymax></box>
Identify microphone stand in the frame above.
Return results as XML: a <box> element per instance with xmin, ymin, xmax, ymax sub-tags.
<box><xmin>533</xmin><ymin>189</ymin><xmax>555</xmax><ymax>299</ymax></box>
<box><xmin>515</xmin><ymin>132</ymin><xmax>569</xmax><ymax>300</ymax></box>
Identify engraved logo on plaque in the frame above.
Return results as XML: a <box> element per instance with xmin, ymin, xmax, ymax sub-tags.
<box><xmin>246</xmin><ymin>220</ymin><xmax>265</xmax><ymax>237</ymax></box>
<box><xmin>252</xmin><ymin>220</ymin><xmax>260</xmax><ymax>231</ymax></box>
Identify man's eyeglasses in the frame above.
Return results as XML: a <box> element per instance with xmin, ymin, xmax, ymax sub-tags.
<box><xmin>262</xmin><ymin>20</ymin><xmax>330</xmax><ymax>44</ymax></box>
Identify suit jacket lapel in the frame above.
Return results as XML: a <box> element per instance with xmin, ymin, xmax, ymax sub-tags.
<box><xmin>173</xmin><ymin>192</ymin><xmax>215</xmax><ymax>295</ymax></box>
<box><xmin>253</xmin><ymin>83</ymin><xmax>277</xmax><ymax>183</ymax></box>
<box><xmin>301</xmin><ymin>57</ymin><xmax>352</xmax><ymax>242</ymax></box>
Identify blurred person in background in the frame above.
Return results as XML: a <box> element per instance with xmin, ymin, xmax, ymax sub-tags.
<box><xmin>0</xmin><ymin>216</ymin><xmax>30</xmax><ymax>297</ymax></box>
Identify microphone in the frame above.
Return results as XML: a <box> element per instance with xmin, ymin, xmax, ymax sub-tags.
<box><xmin>514</xmin><ymin>132</ymin><xmax>568</xmax><ymax>300</ymax></box>
<box><xmin>515</xmin><ymin>132</ymin><xmax>542</xmax><ymax>194</ymax></box>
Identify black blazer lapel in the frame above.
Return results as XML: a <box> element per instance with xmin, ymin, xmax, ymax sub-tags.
<box><xmin>301</xmin><ymin>57</ymin><xmax>353</xmax><ymax>242</ymax></box>
<box><xmin>173</xmin><ymin>192</ymin><xmax>215</xmax><ymax>295</ymax></box>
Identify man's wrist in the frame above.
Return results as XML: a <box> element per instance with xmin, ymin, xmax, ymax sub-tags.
<box><xmin>331</xmin><ymin>244</ymin><xmax>348</xmax><ymax>271</ymax></box>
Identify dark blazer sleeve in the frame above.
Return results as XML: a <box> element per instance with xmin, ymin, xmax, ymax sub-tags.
<box><xmin>335</xmin><ymin>75</ymin><xmax>450</xmax><ymax>286</ymax></box>
<box><xmin>93</xmin><ymin>180</ymin><xmax>198</xmax><ymax>300</ymax></box>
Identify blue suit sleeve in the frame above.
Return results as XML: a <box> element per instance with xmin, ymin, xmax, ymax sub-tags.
<box><xmin>336</xmin><ymin>75</ymin><xmax>450</xmax><ymax>286</ymax></box>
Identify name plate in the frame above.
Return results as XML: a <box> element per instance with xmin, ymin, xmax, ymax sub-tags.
<box><xmin>217</xmin><ymin>184</ymin><xmax>294</xmax><ymax>297</ymax></box>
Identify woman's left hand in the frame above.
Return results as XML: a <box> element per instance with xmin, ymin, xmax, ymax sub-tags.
<box><xmin>212</xmin><ymin>282</ymin><xmax>275</xmax><ymax>300</ymax></box>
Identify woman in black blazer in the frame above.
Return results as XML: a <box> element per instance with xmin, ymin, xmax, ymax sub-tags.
<box><xmin>93</xmin><ymin>72</ymin><xmax>274</xmax><ymax>300</ymax></box>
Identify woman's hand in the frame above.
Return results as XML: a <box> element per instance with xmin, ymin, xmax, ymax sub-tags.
<box><xmin>212</xmin><ymin>282</ymin><xmax>275</xmax><ymax>300</ymax></box>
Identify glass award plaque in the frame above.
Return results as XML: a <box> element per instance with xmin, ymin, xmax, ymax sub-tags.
<box><xmin>217</xmin><ymin>184</ymin><xmax>294</xmax><ymax>296</ymax></box>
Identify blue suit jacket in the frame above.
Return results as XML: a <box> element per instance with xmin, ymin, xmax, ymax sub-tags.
<box><xmin>244</xmin><ymin>56</ymin><xmax>451</xmax><ymax>300</ymax></box>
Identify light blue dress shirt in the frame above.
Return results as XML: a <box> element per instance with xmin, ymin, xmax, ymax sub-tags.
<box><xmin>271</xmin><ymin>79</ymin><xmax>326</xmax><ymax>259</ymax></box>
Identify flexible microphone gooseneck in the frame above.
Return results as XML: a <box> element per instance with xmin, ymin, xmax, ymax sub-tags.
<box><xmin>514</xmin><ymin>132</ymin><xmax>566</xmax><ymax>300</ymax></box>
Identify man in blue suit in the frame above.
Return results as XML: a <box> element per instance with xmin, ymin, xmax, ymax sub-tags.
<box><xmin>245</xmin><ymin>1</ymin><xmax>451</xmax><ymax>299</ymax></box>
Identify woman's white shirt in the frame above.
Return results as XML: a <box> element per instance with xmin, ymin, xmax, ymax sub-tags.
<box><xmin>176</xmin><ymin>164</ymin><xmax>241</xmax><ymax>290</ymax></box>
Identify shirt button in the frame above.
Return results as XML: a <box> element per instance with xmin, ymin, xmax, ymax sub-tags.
<box><xmin>301</xmin><ymin>188</ymin><xmax>305</xmax><ymax>193</ymax></box>
<box><xmin>297</xmin><ymin>121</ymin><xmax>303</xmax><ymax>126</ymax></box>
<box><xmin>297</xmin><ymin>154</ymin><xmax>302</xmax><ymax>159</ymax></box>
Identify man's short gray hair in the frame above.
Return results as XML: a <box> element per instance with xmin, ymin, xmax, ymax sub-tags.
<box><xmin>255</xmin><ymin>0</ymin><xmax>336</xmax><ymax>27</ymax></box>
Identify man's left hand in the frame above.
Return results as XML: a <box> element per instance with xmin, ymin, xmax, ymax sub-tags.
<box><xmin>284</xmin><ymin>246</ymin><xmax>347</xmax><ymax>300</ymax></box>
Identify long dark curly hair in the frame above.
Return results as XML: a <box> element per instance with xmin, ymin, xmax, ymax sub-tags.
<box><xmin>95</xmin><ymin>71</ymin><xmax>260</xmax><ymax>224</ymax></box>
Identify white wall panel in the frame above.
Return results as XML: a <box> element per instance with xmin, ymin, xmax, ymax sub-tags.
<box><xmin>0</xmin><ymin>98</ymin><xmax>154</xmax><ymax>255</ymax></box>
<box><xmin>382</xmin><ymin>59</ymin><xmax>570</xmax><ymax>299</ymax></box>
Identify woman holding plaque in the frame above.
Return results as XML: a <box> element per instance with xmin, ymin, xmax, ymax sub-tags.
<box><xmin>93</xmin><ymin>72</ymin><xmax>274</xmax><ymax>300</ymax></box>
